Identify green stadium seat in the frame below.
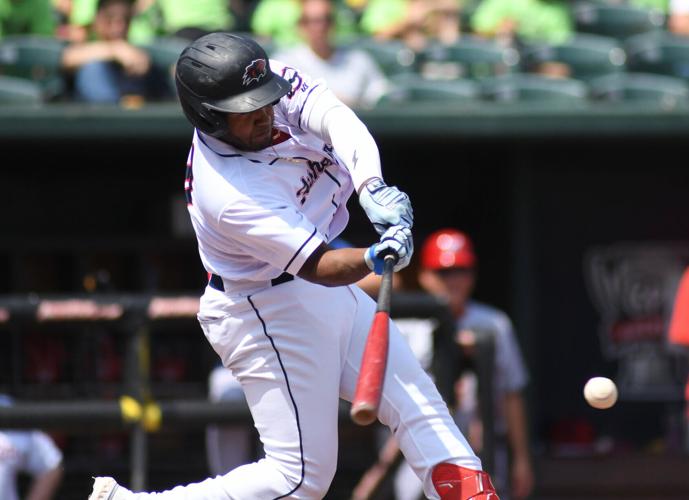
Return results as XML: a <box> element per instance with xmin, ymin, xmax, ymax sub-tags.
<box><xmin>348</xmin><ymin>37</ymin><xmax>416</xmax><ymax>76</ymax></box>
<box><xmin>479</xmin><ymin>73</ymin><xmax>588</xmax><ymax>105</ymax></box>
<box><xmin>588</xmin><ymin>72</ymin><xmax>689</xmax><ymax>108</ymax></box>
<box><xmin>0</xmin><ymin>36</ymin><xmax>67</xmax><ymax>100</ymax></box>
<box><xmin>0</xmin><ymin>75</ymin><xmax>44</xmax><ymax>105</ymax></box>
<box><xmin>625</xmin><ymin>31</ymin><xmax>689</xmax><ymax>80</ymax></box>
<box><xmin>139</xmin><ymin>37</ymin><xmax>189</xmax><ymax>95</ymax></box>
<box><xmin>522</xmin><ymin>34</ymin><xmax>626</xmax><ymax>81</ymax></box>
<box><xmin>417</xmin><ymin>36</ymin><xmax>521</xmax><ymax>80</ymax></box>
<box><xmin>375</xmin><ymin>74</ymin><xmax>479</xmax><ymax>106</ymax></box>
<box><xmin>139</xmin><ymin>37</ymin><xmax>188</xmax><ymax>71</ymax></box>
<box><xmin>574</xmin><ymin>2</ymin><xmax>666</xmax><ymax>40</ymax></box>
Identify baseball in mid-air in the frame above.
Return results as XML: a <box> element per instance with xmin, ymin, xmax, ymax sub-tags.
<box><xmin>583</xmin><ymin>377</ymin><xmax>618</xmax><ymax>409</ymax></box>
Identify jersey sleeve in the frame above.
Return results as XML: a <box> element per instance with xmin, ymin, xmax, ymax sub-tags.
<box><xmin>24</xmin><ymin>431</ymin><xmax>62</xmax><ymax>475</ymax></box>
<box><xmin>218</xmin><ymin>193</ymin><xmax>325</xmax><ymax>276</ymax></box>
<box><xmin>270</xmin><ymin>59</ymin><xmax>383</xmax><ymax>192</ymax></box>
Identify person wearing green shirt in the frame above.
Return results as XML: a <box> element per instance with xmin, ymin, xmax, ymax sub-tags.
<box><xmin>251</xmin><ymin>0</ymin><xmax>358</xmax><ymax>49</ymax></box>
<box><xmin>359</xmin><ymin>0</ymin><xmax>462</xmax><ymax>51</ymax></box>
<box><xmin>70</xmin><ymin>0</ymin><xmax>233</xmax><ymax>45</ymax></box>
<box><xmin>0</xmin><ymin>0</ymin><xmax>56</xmax><ymax>38</ymax></box>
<box><xmin>359</xmin><ymin>0</ymin><xmax>407</xmax><ymax>36</ymax></box>
<box><xmin>471</xmin><ymin>0</ymin><xmax>572</xmax><ymax>45</ymax></box>
<box><xmin>62</xmin><ymin>0</ymin><xmax>167</xmax><ymax>103</ymax></box>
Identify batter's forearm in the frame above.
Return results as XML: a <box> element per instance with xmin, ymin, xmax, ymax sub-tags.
<box><xmin>298</xmin><ymin>245</ymin><xmax>371</xmax><ymax>287</ymax></box>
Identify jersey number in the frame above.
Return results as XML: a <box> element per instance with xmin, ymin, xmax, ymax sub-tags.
<box><xmin>185</xmin><ymin>144</ymin><xmax>195</xmax><ymax>206</ymax></box>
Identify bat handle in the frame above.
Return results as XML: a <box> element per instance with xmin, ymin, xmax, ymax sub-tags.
<box><xmin>377</xmin><ymin>252</ymin><xmax>397</xmax><ymax>314</ymax></box>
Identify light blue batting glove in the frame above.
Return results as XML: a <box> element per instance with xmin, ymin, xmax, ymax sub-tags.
<box><xmin>364</xmin><ymin>225</ymin><xmax>414</xmax><ymax>275</ymax></box>
<box><xmin>359</xmin><ymin>178</ymin><xmax>414</xmax><ymax>235</ymax></box>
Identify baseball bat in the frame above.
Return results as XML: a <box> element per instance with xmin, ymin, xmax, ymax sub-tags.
<box><xmin>350</xmin><ymin>253</ymin><xmax>397</xmax><ymax>426</ymax></box>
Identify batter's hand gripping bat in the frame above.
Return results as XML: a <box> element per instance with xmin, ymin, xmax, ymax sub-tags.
<box><xmin>350</xmin><ymin>253</ymin><xmax>397</xmax><ymax>426</ymax></box>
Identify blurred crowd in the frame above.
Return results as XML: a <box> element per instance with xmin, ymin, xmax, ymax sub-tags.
<box><xmin>2</xmin><ymin>0</ymin><xmax>689</xmax><ymax>108</ymax></box>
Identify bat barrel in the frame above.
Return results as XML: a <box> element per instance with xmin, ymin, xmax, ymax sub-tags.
<box><xmin>350</xmin><ymin>254</ymin><xmax>396</xmax><ymax>426</ymax></box>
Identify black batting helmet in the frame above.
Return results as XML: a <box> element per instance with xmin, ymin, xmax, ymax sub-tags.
<box><xmin>175</xmin><ymin>32</ymin><xmax>291</xmax><ymax>138</ymax></box>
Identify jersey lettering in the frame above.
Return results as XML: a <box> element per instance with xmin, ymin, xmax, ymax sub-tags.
<box><xmin>296</xmin><ymin>157</ymin><xmax>333</xmax><ymax>205</ymax></box>
<box><xmin>185</xmin><ymin>144</ymin><xmax>195</xmax><ymax>206</ymax></box>
<box><xmin>281</xmin><ymin>66</ymin><xmax>305</xmax><ymax>99</ymax></box>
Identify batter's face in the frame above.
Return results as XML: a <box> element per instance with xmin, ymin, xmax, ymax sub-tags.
<box><xmin>223</xmin><ymin>104</ymin><xmax>275</xmax><ymax>151</ymax></box>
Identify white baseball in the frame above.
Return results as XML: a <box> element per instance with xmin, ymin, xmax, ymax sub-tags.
<box><xmin>583</xmin><ymin>377</ymin><xmax>618</xmax><ymax>409</ymax></box>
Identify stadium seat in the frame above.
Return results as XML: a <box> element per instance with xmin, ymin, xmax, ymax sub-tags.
<box><xmin>375</xmin><ymin>74</ymin><xmax>480</xmax><ymax>105</ymax></box>
<box><xmin>139</xmin><ymin>37</ymin><xmax>189</xmax><ymax>95</ymax></box>
<box><xmin>0</xmin><ymin>75</ymin><xmax>44</xmax><ymax>105</ymax></box>
<box><xmin>588</xmin><ymin>72</ymin><xmax>689</xmax><ymax>108</ymax></box>
<box><xmin>479</xmin><ymin>73</ymin><xmax>588</xmax><ymax>104</ymax></box>
<box><xmin>521</xmin><ymin>33</ymin><xmax>626</xmax><ymax>81</ymax></box>
<box><xmin>347</xmin><ymin>37</ymin><xmax>416</xmax><ymax>76</ymax></box>
<box><xmin>625</xmin><ymin>31</ymin><xmax>689</xmax><ymax>80</ymax></box>
<box><xmin>139</xmin><ymin>37</ymin><xmax>188</xmax><ymax>71</ymax></box>
<box><xmin>0</xmin><ymin>36</ymin><xmax>67</xmax><ymax>100</ymax></box>
<box><xmin>574</xmin><ymin>2</ymin><xmax>666</xmax><ymax>40</ymax></box>
<box><xmin>417</xmin><ymin>36</ymin><xmax>521</xmax><ymax>80</ymax></box>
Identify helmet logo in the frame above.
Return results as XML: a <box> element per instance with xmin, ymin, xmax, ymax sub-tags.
<box><xmin>242</xmin><ymin>59</ymin><xmax>267</xmax><ymax>86</ymax></box>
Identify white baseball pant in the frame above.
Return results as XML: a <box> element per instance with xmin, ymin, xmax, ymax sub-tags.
<box><xmin>125</xmin><ymin>278</ymin><xmax>481</xmax><ymax>499</ymax></box>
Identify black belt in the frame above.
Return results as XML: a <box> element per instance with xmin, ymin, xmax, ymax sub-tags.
<box><xmin>209</xmin><ymin>272</ymin><xmax>293</xmax><ymax>292</ymax></box>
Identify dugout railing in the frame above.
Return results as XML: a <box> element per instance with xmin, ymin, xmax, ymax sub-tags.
<box><xmin>0</xmin><ymin>292</ymin><xmax>495</xmax><ymax>498</ymax></box>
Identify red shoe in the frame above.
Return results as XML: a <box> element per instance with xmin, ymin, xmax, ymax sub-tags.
<box><xmin>432</xmin><ymin>463</ymin><xmax>500</xmax><ymax>499</ymax></box>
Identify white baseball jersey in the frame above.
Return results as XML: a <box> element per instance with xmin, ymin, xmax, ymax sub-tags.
<box><xmin>186</xmin><ymin>60</ymin><xmax>359</xmax><ymax>296</ymax></box>
<box><xmin>0</xmin><ymin>429</ymin><xmax>62</xmax><ymax>500</ymax></box>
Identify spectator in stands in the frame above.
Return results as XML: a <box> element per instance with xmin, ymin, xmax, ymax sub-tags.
<box><xmin>68</xmin><ymin>0</ymin><xmax>233</xmax><ymax>45</ymax></box>
<box><xmin>470</xmin><ymin>0</ymin><xmax>573</xmax><ymax>46</ymax></box>
<box><xmin>0</xmin><ymin>395</ymin><xmax>64</xmax><ymax>500</ymax></box>
<box><xmin>251</xmin><ymin>0</ymin><xmax>357</xmax><ymax>49</ymax></box>
<box><xmin>53</xmin><ymin>0</ymin><xmax>90</xmax><ymax>41</ymax></box>
<box><xmin>669</xmin><ymin>0</ymin><xmax>689</xmax><ymax>35</ymax></box>
<box><xmin>273</xmin><ymin>0</ymin><xmax>389</xmax><ymax>108</ymax></box>
<box><xmin>126</xmin><ymin>0</ymin><xmax>235</xmax><ymax>44</ymax></box>
<box><xmin>360</xmin><ymin>0</ymin><xmax>462</xmax><ymax>51</ymax></box>
<box><xmin>0</xmin><ymin>0</ymin><xmax>56</xmax><ymax>38</ymax></box>
<box><xmin>61</xmin><ymin>0</ymin><xmax>165</xmax><ymax>104</ymax></box>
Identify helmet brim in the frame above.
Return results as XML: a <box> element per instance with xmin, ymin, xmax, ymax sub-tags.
<box><xmin>204</xmin><ymin>72</ymin><xmax>292</xmax><ymax>114</ymax></box>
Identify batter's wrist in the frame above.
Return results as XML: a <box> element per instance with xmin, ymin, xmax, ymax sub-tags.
<box><xmin>357</xmin><ymin>176</ymin><xmax>382</xmax><ymax>195</ymax></box>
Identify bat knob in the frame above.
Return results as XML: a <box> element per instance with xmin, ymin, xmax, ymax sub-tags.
<box><xmin>350</xmin><ymin>402</ymin><xmax>378</xmax><ymax>426</ymax></box>
<box><xmin>381</xmin><ymin>250</ymin><xmax>399</xmax><ymax>268</ymax></box>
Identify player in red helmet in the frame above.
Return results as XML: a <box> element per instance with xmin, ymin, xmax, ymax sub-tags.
<box><xmin>418</xmin><ymin>229</ymin><xmax>534</xmax><ymax>500</ymax></box>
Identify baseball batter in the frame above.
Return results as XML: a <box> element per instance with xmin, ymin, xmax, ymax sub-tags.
<box><xmin>89</xmin><ymin>33</ymin><xmax>497</xmax><ymax>500</ymax></box>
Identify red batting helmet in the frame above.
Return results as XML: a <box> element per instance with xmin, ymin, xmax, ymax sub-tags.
<box><xmin>421</xmin><ymin>229</ymin><xmax>476</xmax><ymax>270</ymax></box>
